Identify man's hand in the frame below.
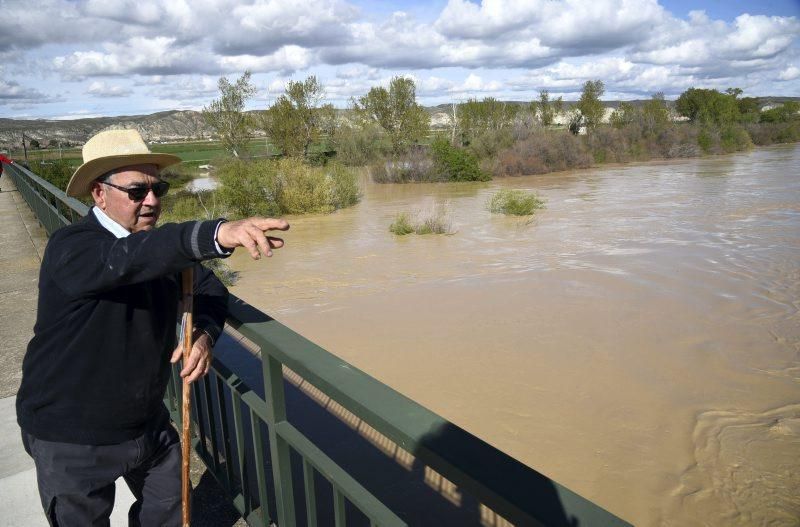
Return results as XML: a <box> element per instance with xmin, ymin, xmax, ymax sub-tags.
<box><xmin>217</xmin><ymin>217</ymin><xmax>289</xmax><ymax>260</ymax></box>
<box><xmin>171</xmin><ymin>329</ymin><xmax>213</xmax><ymax>383</ymax></box>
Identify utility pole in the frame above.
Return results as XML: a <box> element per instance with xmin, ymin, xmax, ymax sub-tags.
<box><xmin>22</xmin><ymin>132</ymin><xmax>29</xmax><ymax>166</ymax></box>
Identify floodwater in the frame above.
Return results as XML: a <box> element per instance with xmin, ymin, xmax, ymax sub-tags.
<box><xmin>228</xmin><ymin>144</ymin><xmax>800</xmax><ymax>526</ymax></box>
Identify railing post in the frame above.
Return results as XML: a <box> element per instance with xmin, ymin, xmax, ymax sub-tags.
<box><xmin>263</xmin><ymin>354</ymin><xmax>296</xmax><ymax>526</ymax></box>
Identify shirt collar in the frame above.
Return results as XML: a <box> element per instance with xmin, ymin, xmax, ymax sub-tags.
<box><xmin>92</xmin><ymin>207</ymin><xmax>131</xmax><ymax>239</ymax></box>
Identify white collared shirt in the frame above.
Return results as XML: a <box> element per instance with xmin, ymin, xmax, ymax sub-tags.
<box><xmin>92</xmin><ymin>206</ymin><xmax>130</xmax><ymax>239</ymax></box>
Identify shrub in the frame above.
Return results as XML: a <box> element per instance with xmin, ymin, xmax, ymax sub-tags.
<box><xmin>201</xmin><ymin>258</ymin><xmax>239</xmax><ymax>287</ymax></box>
<box><xmin>30</xmin><ymin>159</ymin><xmax>74</xmax><ymax>191</ymax></box>
<box><xmin>389</xmin><ymin>204</ymin><xmax>453</xmax><ymax>235</ymax></box>
<box><xmin>160</xmin><ymin>191</ymin><xmax>224</xmax><ymax>223</ymax></box>
<box><xmin>745</xmin><ymin>122</ymin><xmax>800</xmax><ymax>145</ymax></box>
<box><xmin>159</xmin><ymin>191</ymin><xmax>237</xmax><ymax>286</ymax></box>
<box><xmin>719</xmin><ymin>123</ymin><xmax>752</xmax><ymax>153</ymax></box>
<box><xmin>417</xmin><ymin>206</ymin><xmax>452</xmax><ymax>234</ymax></box>
<box><xmin>217</xmin><ymin>159</ymin><xmax>283</xmax><ymax>218</ymax></box>
<box><xmin>697</xmin><ymin>127</ymin><xmax>717</xmax><ymax>154</ymax></box>
<box><xmin>334</xmin><ymin>123</ymin><xmax>387</xmax><ymax>166</ymax></box>
<box><xmin>163</xmin><ymin>194</ymin><xmax>206</xmax><ymax>222</ymax></box>
<box><xmin>430</xmin><ymin>138</ymin><xmax>490</xmax><ymax>182</ymax></box>
<box><xmin>217</xmin><ymin>158</ymin><xmax>360</xmax><ymax>217</ymax></box>
<box><xmin>370</xmin><ymin>146</ymin><xmax>434</xmax><ymax>183</ymax></box>
<box><xmin>496</xmin><ymin>129</ymin><xmax>592</xmax><ymax>176</ymax></box>
<box><xmin>488</xmin><ymin>189</ymin><xmax>545</xmax><ymax>216</ymax></box>
<box><xmin>465</xmin><ymin>128</ymin><xmax>515</xmax><ymax>160</ymax></box>
<box><xmin>159</xmin><ymin>164</ymin><xmax>194</xmax><ymax>190</ymax></box>
<box><xmin>389</xmin><ymin>212</ymin><xmax>414</xmax><ymax>235</ymax></box>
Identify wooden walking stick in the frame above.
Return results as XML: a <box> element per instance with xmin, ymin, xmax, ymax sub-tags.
<box><xmin>180</xmin><ymin>267</ymin><xmax>194</xmax><ymax>527</ymax></box>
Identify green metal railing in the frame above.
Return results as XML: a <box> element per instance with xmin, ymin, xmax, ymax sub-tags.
<box><xmin>7</xmin><ymin>161</ymin><xmax>632</xmax><ymax>527</ymax></box>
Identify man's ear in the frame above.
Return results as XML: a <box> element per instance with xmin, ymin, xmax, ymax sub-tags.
<box><xmin>90</xmin><ymin>181</ymin><xmax>107</xmax><ymax>210</ymax></box>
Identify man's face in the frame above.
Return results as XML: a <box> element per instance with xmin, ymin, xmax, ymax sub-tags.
<box><xmin>91</xmin><ymin>164</ymin><xmax>163</xmax><ymax>233</ymax></box>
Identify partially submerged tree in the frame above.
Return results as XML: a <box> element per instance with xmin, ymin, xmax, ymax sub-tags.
<box><xmin>202</xmin><ymin>71</ymin><xmax>257</xmax><ymax>157</ymax></box>
<box><xmin>353</xmin><ymin>76</ymin><xmax>430</xmax><ymax>156</ymax></box>
<box><xmin>576</xmin><ymin>80</ymin><xmax>605</xmax><ymax>129</ymax></box>
<box><xmin>262</xmin><ymin>75</ymin><xmax>335</xmax><ymax>158</ymax></box>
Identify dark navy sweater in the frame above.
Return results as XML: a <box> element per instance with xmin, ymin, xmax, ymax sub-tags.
<box><xmin>16</xmin><ymin>212</ymin><xmax>229</xmax><ymax>445</ymax></box>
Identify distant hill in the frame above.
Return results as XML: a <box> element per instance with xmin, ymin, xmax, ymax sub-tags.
<box><xmin>0</xmin><ymin>110</ymin><xmax>211</xmax><ymax>149</ymax></box>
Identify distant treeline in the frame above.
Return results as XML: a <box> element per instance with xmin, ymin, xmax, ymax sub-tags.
<box><xmin>27</xmin><ymin>75</ymin><xmax>800</xmax><ymax>217</ymax></box>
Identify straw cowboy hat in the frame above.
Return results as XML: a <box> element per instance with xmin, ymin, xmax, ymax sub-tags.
<box><xmin>66</xmin><ymin>129</ymin><xmax>181</xmax><ymax>197</ymax></box>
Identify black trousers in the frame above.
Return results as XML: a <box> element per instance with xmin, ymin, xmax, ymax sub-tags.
<box><xmin>21</xmin><ymin>409</ymin><xmax>182</xmax><ymax>527</ymax></box>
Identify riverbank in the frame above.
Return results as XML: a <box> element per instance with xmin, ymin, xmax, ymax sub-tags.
<box><xmin>227</xmin><ymin>144</ymin><xmax>800</xmax><ymax>525</ymax></box>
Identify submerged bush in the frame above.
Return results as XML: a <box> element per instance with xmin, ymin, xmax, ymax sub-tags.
<box><xmin>389</xmin><ymin>212</ymin><xmax>414</xmax><ymax>235</ymax></box>
<box><xmin>370</xmin><ymin>146</ymin><xmax>434</xmax><ymax>183</ymax></box>
<box><xmin>430</xmin><ymin>138</ymin><xmax>490</xmax><ymax>182</ymax></box>
<box><xmin>217</xmin><ymin>158</ymin><xmax>360</xmax><ymax>217</ymax></box>
<box><xmin>389</xmin><ymin>204</ymin><xmax>453</xmax><ymax>235</ymax></box>
<box><xmin>488</xmin><ymin>189</ymin><xmax>545</xmax><ymax>216</ymax></box>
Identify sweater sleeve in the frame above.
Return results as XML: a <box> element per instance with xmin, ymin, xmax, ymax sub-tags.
<box><xmin>193</xmin><ymin>263</ymin><xmax>229</xmax><ymax>345</ymax></box>
<box><xmin>46</xmin><ymin>219</ymin><xmax>227</xmax><ymax>298</ymax></box>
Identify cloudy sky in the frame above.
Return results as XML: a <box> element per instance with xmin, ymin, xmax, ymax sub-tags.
<box><xmin>2</xmin><ymin>0</ymin><xmax>798</xmax><ymax>120</ymax></box>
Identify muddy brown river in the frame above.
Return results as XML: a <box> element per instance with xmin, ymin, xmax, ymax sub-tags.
<box><xmin>228</xmin><ymin>144</ymin><xmax>800</xmax><ymax>526</ymax></box>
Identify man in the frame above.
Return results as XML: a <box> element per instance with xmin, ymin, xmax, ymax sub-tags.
<box><xmin>16</xmin><ymin>129</ymin><xmax>288</xmax><ymax>526</ymax></box>
<box><xmin>0</xmin><ymin>153</ymin><xmax>12</xmax><ymax>191</ymax></box>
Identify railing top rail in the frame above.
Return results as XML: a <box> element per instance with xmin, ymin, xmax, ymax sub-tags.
<box><xmin>7</xmin><ymin>162</ymin><xmax>90</xmax><ymax>217</ymax></box>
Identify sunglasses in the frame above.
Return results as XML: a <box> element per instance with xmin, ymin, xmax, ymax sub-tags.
<box><xmin>102</xmin><ymin>180</ymin><xmax>170</xmax><ymax>201</ymax></box>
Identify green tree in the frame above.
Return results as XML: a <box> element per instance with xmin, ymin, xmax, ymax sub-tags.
<box><xmin>262</xmin><ymin>75</ymin><xmax>335</xmax><ymax>158</ymax></box>
<box><xmin>457</xmin><ymin>97</ymin><xmax>518</xmax><ymax>142</ymax></box>
<box><xmin>354</xmin><ymin>76</ymin><xmax>430</xmax><ymax>156</ymax></box>
<box><xmin>202</xmin><ymin>71</ymin><xmax>257</xmax><ymax>157</ymax></box>
<box><xmin>535</xmin><ymin>90</ymin><xmax>563</xmax><ymax>126</ymax></box>
<box><xmin>576</xmin><ymin>80</ymin><xmax>605</xmax><ymax>129</ymax></box>
<box><xmin>640</xmin><ymin>92</ymin><xmax>671</xmax><ymax>133</ymax></box>
<box><xmin>609</xmin><ymin>102</ymin><xmax>636</xmax><ymax>129</ymax></box>
<box><xmin>759</xmin><ymin>101</ymin><xmax>799</xmax><ymax>123</ymax></box>
<box><xmin>29</xmin><ymin>138</ymin><xmax>40</xmax><ymax>149</ymax></box>
<box><xmin>675</xmin><ymin>87</ymin><xmax>740</xmax><ymax>125</ymax></box>
<box><xmin>736</xmin><ymin>97</ymin><xmax>761</xmax><ymax>123</ymax></box>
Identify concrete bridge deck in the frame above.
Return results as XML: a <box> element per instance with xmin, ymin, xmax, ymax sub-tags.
<box><xmin>0</xmin><ymin>176</ymin><xmax>243</xmax><ymax>526</ymax></box>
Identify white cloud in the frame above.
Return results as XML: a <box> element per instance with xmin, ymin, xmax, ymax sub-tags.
<box><xmin>3</xmin><ymin>0</ymin><xmax>799</xmax><ymax>118</ymax></box>
<box><xmin>217</xmin><ymin>45</ymin><xmax>314</xmax><ymax>74</ymax></box>
<box><xmin>86</xmin><ymin>81</ymin><xmax>133</xmax><ymax>97</ymax></box>
<box><xmin>632</xmin><ymin>12</ymin><xmax>800</xmax><ymax>69</ymax></box>
<box><xmin>778</xmin><ymin>65</ymin><xmax>800</xmax><ymax>81</ymax></box>
<box><xmin>213</xmin><ymin>0</ymin><xmax>357</xmax><ymax>55</ymax></box>
<box><xmin>0</xmin><ymin>80</ymin><xmax>58</xmax><ymax>105</ymax></box>
<box><xmin>54</xmin><ymin>37</ymin><xmax>210</xmax><ymax>78</ymax></box>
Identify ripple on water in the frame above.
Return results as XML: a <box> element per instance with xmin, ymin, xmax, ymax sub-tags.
<box><xmin>664</xmin><ymin>404</ymin><xmax>800</xmax><ymax>526</ymax></box>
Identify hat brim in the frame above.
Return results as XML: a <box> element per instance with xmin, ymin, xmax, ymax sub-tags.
<box><xmin>66</xmin><ymin>153</ymin><xmax>182</xmax><ymax>197</ymax></box>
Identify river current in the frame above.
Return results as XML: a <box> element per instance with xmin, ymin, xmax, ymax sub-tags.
<box><xmin>228</xmin><ymin>144</ymin><xmax>800</xmax><ymax>526</ymax></box>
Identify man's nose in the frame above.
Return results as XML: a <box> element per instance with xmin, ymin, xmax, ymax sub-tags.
<box><xmin>142</xmin><ymin>188</ymin><xmax>159</xmax><ymax>206</ymax></box>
